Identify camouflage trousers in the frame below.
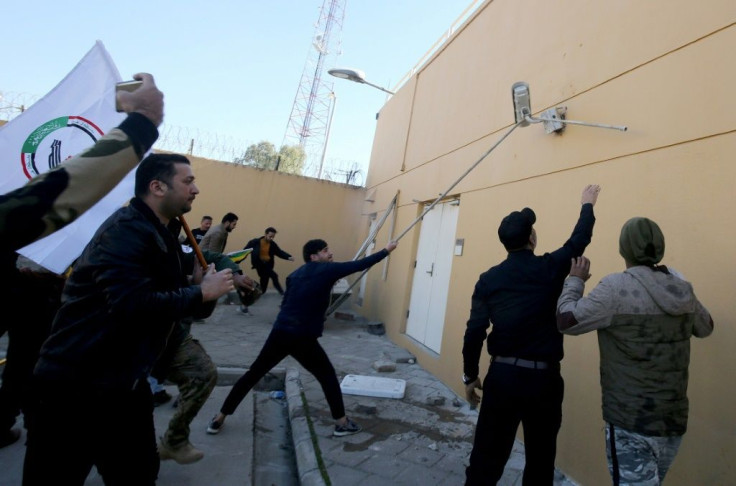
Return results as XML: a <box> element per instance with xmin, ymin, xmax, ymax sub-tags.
<box><xmin>163</xmin><ymin>335</ymin><xmax>217</xmax><ymax>448</ymax></box>
<box><xmin>605</xmin><ymin>422</ymin><xmax>683</xmax><ymax>486</ymax></box>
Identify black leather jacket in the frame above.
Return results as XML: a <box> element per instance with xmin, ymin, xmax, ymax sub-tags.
<box><xmin>35</xmin><ymin>198</ymin><xmax>215</xmax><ymax>390</ymax></box>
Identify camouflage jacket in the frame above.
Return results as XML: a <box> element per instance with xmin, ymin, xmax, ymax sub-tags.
<box><xmin>0</xmin><ymin>114</ymin><xmax>158</xmax><ymax>333</ymax></box>
<box><xmin>0</xmin><ymin>113</ymin><xmax>158</xmax><ymax>256</ymax></box>
<box><xmin>557</xmin><ymin>266</ymin><xmax>713</xmax><ymax>436</ymax></box>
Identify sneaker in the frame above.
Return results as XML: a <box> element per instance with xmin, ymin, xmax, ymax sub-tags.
<box><xmin>158</xmin><ymin>438</ymin><xmax>204</xmax><ymax>464</ymax></box>
<box><xmin>238</xmin><ymin>306</ymin><xmax>250</xmax><ymax>315</ymax></box>
<box><xmin>206</xmin><ymin>416</ymin><xmax>224</xmax><ymax>434</ymax></box>
<box><xmin>153</xmin><ymin>389</ymin><xmax>172</xmax><ymax>407</ymax></box>
<box><xmin>333</xmin><ymin>417</ymin><xmax>361</xmax><ymax>437</ymax></box>
<box><xmin>0</xmin><ymin>428</ymin><xmax>21</xmax><ymax>449</ymax></box>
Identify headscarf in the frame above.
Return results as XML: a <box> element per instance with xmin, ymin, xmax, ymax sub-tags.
<box><xmin>619</xmin><ymin>217</ymin><xmax>665</xmax><ymax>265</ymax></box>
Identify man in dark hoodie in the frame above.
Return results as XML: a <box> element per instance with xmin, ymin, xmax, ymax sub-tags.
<box><xmin>206</xmin><ymin>238</ymin><xmax>397</xmax><ymax>438</ymax></box>
<box><xmin>557</xmin><ymin>217</ymin><xmax>713</xmax><ymax>485</ymax></box>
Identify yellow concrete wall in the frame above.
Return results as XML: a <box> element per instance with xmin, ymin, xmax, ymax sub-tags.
<box><xmin>360</xmin><ymin>1</ymin><xmax>735</xmax><ymax>484</ymax></box>
<box><xmin>174</xmin><ymin>154</ymin><xmax>367</xmax><ymax>269</ymax></box>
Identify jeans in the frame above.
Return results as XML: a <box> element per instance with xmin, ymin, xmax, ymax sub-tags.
<box><xmin>220</xmin><ymin>329</ymin><xmax>344</xmax><ymax>419</ymax></box>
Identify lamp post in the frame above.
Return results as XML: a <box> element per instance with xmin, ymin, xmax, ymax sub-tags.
<box><xmin>328</xmin><ymin>68</ymin><xmax>395</xmax><ymax>95</ymax></box>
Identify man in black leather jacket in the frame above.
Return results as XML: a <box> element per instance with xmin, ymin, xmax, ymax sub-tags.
<box><xmin>23</xmin><ymin>153</ymin><xmax>235</xmax><ymax>486</ymax></box>
<box><xmin>0</xmin><ymin>73</ymin><xmax>163</xmax><ymax>451</ymax></box>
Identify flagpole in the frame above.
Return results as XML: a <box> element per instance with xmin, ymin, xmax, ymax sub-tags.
<box><xmin>179</xmin><ymin>215</ymin><xmax>208</xmax><ymax>270</ymax></box>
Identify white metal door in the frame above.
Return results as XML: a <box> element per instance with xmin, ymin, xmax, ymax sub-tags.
<box><xmin>406</xmin><ymin>201</ymin><xmax>459</xmax><ymax>353</ymax></box>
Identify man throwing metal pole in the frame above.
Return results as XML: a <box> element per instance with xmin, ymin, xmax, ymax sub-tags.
<box><xmin>207</xmin><ymin>238</ymin><xmax>397</xmax><ymax>437</ymax></box>
<box><xmin>24</xmin><ymin>154</ymin><xmax>234</xmax><ymax>485</ymax></box>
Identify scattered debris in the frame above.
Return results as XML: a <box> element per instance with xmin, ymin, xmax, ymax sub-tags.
<box><xmin>426</xmin><ymin>395</ymin><xmax>446</xmax><ymax>406</ymax></box>
<box><xmin>372</xmin><ymin>360</ymin><xmax>396</xmax><ymax>372</ymax></box>
<box><xmin>366</xmin><ymin>321</ymin><xmax>385</xmax><ymax>335</ymax></box>
<box><xmin>383</xmin><ymin>349</ymin><xmax>416</xmax><ymax>363</ymax></box>
<box><xmin>355</xmin><ymin>403</ymin><xmax>377</xmax><ymax>415</ymax></box>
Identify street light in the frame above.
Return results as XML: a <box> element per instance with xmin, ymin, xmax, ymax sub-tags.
<box><xmin>328</xmin><ymin>68</ymin><xmax>395</xmax><ymax>95</ymax></box>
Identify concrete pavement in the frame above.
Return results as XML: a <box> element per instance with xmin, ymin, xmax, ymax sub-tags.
<box><xmin>0</xmin><ymin>289</ymin><xmax>580</xmax><ymax>485</ymax></box>
<box><xmin>194</xmin><ymin>290</ymin><xmax>579</xmax><ymax>485</ymax></box>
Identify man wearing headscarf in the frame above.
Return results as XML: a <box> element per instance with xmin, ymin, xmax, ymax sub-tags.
<box><xmin>557</xmin><ymin>217</ymin><xmax>713</xmax><ymax>486</ymax></box>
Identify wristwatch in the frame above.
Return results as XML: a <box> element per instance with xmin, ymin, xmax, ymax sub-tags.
<box><xmin>462</xmin><ymin>374</ymin><xmax>476</xmax><ymax>385</ymax></box>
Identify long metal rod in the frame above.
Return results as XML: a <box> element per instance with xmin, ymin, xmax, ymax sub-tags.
<box><xmin>353</xmin><ymin>193</ymin><xmax>398</xmax><ymax>260</ymax></box>
<box><xmin>326</xmin><ymin>266</ymin><xmax>370</xmax><ymax>315</ymax></box>
<box><xmin>325</xmin><ymin>194</ymin><xmax>398</xmax><ymax>315</ymax></box>
<box><xmin>395</xmin><ymin>121</ymin><xmax>520</xmax><ymax>242</ymax></box>
<box><xmin>326</xmin><ymin>122</ymin><xmax>521</xmax><ymax>316</ymax></box>
<box><xmin>382</xmin><ymin>190</ymin><xmax>399</xmax><ymax>280</ymax></box>
<box><xmin>363</xmin><ymin>79</ymin><xmax>395</xmax><ymax>95</ymax></box>
<box><xmin>528</xmin><ymin>115</ymin><xmax>627</xmax><ymax>132</ymax></box>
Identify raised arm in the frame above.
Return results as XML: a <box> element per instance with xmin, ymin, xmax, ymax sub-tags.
<box><xmin>1</xmin><ymin>73</ymin><xmax>164</xmax><ymax>251</ymax></box>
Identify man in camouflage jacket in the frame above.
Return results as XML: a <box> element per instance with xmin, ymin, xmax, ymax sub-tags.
<box><xmin>557</xmin><ymin>217</ymin><xmax>713</xmax><ymax>485</ymax></box>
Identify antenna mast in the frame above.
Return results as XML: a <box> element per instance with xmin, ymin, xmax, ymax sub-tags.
<box><xmin>282</xmin><ymin>0</ymin><xmax>345</xmax><ymax>178</ymax></box>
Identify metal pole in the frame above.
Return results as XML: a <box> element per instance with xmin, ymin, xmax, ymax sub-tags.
<box><xmin>363</xmin><ymin>80</ymin><xmax>395</xmax><ymax>95</ymax></box>
<box><xmin>382</xmin><ymin>189</ymin><xmax>399</xmax><ymax>280</ymax></box>
<box><xmin>325</xmin><ymin>122</ymin><xmax>521</xmax><ymax>316</ymax></box>
<box><xmin>394</xmin><ymin>121</ymin><xmax>520</xmax><ymax>242</ymax></box>
<box><xmin>529</xmin><ymin>115</ymin><xmax>627</xmax><ymax>132</ymax></box>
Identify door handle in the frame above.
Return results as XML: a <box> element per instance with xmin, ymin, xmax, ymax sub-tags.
<box><xmin>426</xmin><ymin>263</ymin><xmax>434</xmax><ymax>276</ymax></box>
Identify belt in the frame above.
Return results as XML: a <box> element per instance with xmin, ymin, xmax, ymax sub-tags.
<box><xmin>493</xmin><ymin>356</ymin><xmax>555</xmax><ymax>370</ymax></box>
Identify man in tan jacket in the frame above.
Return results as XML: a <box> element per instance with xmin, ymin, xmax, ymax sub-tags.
<box><xmin>199</xmin><ymin>212</ymin><xmax>238</xmax><ymax>253</ymax></box>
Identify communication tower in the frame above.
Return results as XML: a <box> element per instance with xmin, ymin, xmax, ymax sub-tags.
<box><xmin>282</xmin><ymin>0</ymin><xmax>345</xmax><ymax>177</ymax></box>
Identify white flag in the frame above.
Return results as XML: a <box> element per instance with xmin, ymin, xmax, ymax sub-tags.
<box><xmin>0</xmin><ymin>41</ymin><xmax>133</xmax><ymax>274</ymax></box>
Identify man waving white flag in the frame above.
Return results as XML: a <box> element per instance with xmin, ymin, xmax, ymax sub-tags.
<box><xmin>0</xmin><ymin>41</ymin><xmax>133</xmax><ymax>274</ymax></box>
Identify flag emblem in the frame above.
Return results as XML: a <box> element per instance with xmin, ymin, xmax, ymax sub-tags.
<box><xmin>21</xmin><ymin>116</ymin><xmax>104</xmax><ymax>179</ymax></box>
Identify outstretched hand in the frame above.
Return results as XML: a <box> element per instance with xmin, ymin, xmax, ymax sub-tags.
<box><xmin>581</xmin><ymin>184</ymin><xmax>601</xmax><ymax>206</ymax></box>
<box><xmin>569</xmin><ymin>256</ymin><xmax>592</xmax><ymax>281</ymax></box>
<box><xmin>464</xmin><ymin>377</ymin><xmax>482</xmax><ymax>410</ymax></box>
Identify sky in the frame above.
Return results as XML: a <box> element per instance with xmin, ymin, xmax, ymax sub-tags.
<box><xmin>1</xmin><ymin>1</ymin><xmax>481</xmax><ymax>186</ymax></box>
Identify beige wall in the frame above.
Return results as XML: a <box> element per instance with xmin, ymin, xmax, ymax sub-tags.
<box><xmin>176</xmin><ymin>154</ymin><xmax>367</xmax><ymax>268</ymax></box>
<box><xmin>359</xmin><ymin>1</ymin><xmax>735</xmax><ymax>484</ymax></box>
